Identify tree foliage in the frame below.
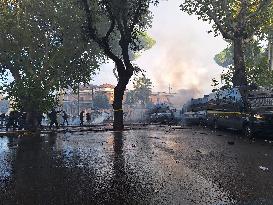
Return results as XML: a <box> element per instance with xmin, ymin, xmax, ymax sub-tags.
<box><xmin>181</xmin><ymin>0</ymin><xmax>273</xmax><ymax>87</ymax></box>
<box><xmin>80</xmin><ymin>0</ymin><xmax>158</xmax><ymax>130</ymax></box>
<box><xmin>214</xmin><ymin>45</ymin><xmax>234</xmax><ymax>68</ymax></box>
<box><xmin>181</xmin><ymin>0</ymin><xmax>273</xmax><ymax>39</ymax></box>
<box><xmin>93</xmin><ymin>92</ymin><xmax>110</xmax><ymax>109</ymax></box>
<box><xmin>125</xmin><ymin>74</ymin><xmax>152</xmax><ymax>106</ymax></box>
<box><xmin>215</xmin><ymin>40</ymin><xmax>273</xmax><ymax>87</ymax></box>
<box><xmin>0</xmin><ymin>0</ymin><xmax>104</xmax><ymax>114</ymax></box>
<box><xmin>132</xmin><ymin>74</ymin><xmax>152</xmax><ymax>104</ymax></box>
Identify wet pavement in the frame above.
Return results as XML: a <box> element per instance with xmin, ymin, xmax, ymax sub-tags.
<box><xmin>0</xmin><ymin>125</ymin><xmax>273</xmax><ymax>205</ymax></box>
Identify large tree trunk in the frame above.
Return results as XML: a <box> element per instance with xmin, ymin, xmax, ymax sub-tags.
<box><xmin>233</xmin><ymin>37</ymin><xmax>248</xmax><ymax>86</ymax></box>
<box><xmin>233</xmin><ymin>37</ymin><xmax>249</xmax><ymax>111</ymax></box>
<box><xmin>25</xmin><ymin>111</ymin><xmax>39</xmax><ymax>132</ymax></box>
<box><xmin>269</xmin><ymin>31</ymin><xmax>273</xmax><ymax>70</ymax></box>
<box><xmin>112</xmin><ymin>63</ymin><xmax>132</xmax><ymax>131</ymax></box>
<box><xmin>113</xmin><ymin>77</ymin><xmax>130</xmax><ymax>131</ymax></box>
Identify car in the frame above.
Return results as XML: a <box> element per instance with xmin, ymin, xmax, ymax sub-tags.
<box><xmin>149</xmin><ymin>111</ymin><xmax>174</xmax><ymax>124</ymax></box>
<box><xmin>183</xmin><ymin>111</ymin><xmax>207</xmax><ymax>125</ymax></box>
<box><xmin>206</xmin><ymin>88</ymin><xmax>273</xmax><ymax>137</ymax></box>
<box><xmin>207</xmin><ymin>110</ymin><xmax>273</xmax><ymax>137</ymax></box>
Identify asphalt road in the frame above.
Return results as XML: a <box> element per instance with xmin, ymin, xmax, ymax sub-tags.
<box><xmin>0</xmin><ymin>125</ymin><xmax>273</xmax><ymax>205</ymax></box>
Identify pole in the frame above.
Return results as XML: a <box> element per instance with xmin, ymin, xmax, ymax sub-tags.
<box><xmin>77</xmin><ymin>83</ymin><xmax>80</xmax><ymax>115</ymax></box>
<box><xmin>91</xmin><ymin>86</ymin><xmax>94</xmax><ymax>109</ymax></box>
<box><xmin>169</xmin><ymin>84</ymin><xmax>172</xmax><ymax>94</ymax></box>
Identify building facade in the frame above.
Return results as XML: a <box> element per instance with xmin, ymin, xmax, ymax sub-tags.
<box><xmin>61</xmin><ymin>84</ymin><xmax>115</xmax><ymax>116</ymax></box>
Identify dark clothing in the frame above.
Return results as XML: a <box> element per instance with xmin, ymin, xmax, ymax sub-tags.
<box><xmin>86</xmin><ymin>113</ymin><xmax>91</xmax><ymax>124</ymax></box>
<box><xmin>0</xmin><ymin>113</ymin><xmax>5</xmax><ymax>127</ymax></box>
<box><xmin>5</xmin><ymin>116</ymin><xmax>13</xmax><ymax>131</ymax></box>
<box><xmin>80</xmin><ymin>111</ymin><xmax>84</xmax><ymax>126</ymax></box>
<box><xmin>6</xmin><ymin>111</ymin><xmax>19</xmax><ymax>131</ymax></box>
<box><xmin>62</xmin><ymin>112</ymin><xmax>69</xmax><ymax>126</ymax></box>
<box><xmin>48</xmin><ymin>109</ymin><xmax>59</xmax><ymax>129</ymax></box>
<box><xmin>18</xmin><ymin>112</ymin><xmax>27</xmax><ymax>130</ymax></box>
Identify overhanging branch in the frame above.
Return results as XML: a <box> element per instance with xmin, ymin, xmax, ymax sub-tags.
<box><xmin>81</xmin><ymin>0</ymin><xmax>123</xmax><ymax>71</ymax></box>
<box><xmin>207</xmin><ymin>9</ymin><xmax>234</xmax><ymax>40</ymax></box>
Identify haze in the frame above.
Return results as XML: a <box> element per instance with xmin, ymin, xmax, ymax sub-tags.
<box><xmin>93</xmin><ymin>0</ymin><xmax>228</xmax><ymax>97</ymax></box>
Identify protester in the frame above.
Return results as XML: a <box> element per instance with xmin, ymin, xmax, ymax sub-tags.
<box><xmin>0</xmin><ymin>113</ymin><xmax>5</xmax><ymax>127</ymax></box>
<box><xmin>62</xmin><ymin>111</ymin><xmax>69</xmax><ymax>126</ymax></box>
<box><xmin>86</xmin><ymin>113</ymin><xmax>91</xmax><ymax>124</ymax></box>
<box><xmin>6</xmin><ymin>111</ymin><xmax>18</xmax><ymax>131</ymax></box>
<box><xmin>48</xmin><ymin>109</ymin><xmax>59</xmax><ymax>129</ymax></box>
<box><xmin>18</xmin><ymin>112</ymin><xmax>27</xmax><ymax>130</ymax></box>
<box><xmin>80</xmin><ymin>111</ymin><xmax>85</xmax><ymax>126</ymax></box>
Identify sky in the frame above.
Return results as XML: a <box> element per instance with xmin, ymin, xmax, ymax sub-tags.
<box><xmin>92</xmin><ymin>0</ymin><xmax>228</xmax><ymax>97</ymax></box>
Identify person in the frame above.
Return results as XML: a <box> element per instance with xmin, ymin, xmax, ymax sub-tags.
<box><xmin>86</xmin><ymin>112</ymin><xmax>91</xmax><ymax>124</ymax></box>
<box><xmin>18</xmin><ymin>112</ymin><xmax>27</xmax><ymax>130</ymax></box>
<box><xmin>80</xmin><ymin>111</ymin><xmax>85</xmax><ymax>126</ymax></box>
<box><xmin>13</xmin><ymin>111</ymin><xmax>20</xmax><ymax>129</ymax></box>
<box><xmin>62</xmin><ymin>111</ymin><xmax>69</xmax><ymax>126</ymax></box>
<box><xmin>0</xmin><ymin>113</ymin><xmax>5</xmax><ymax>127</ymax></box>
<box><xmin>6</xmin><ymin>111</ymin><xmax>19</xmax><ymax>131</ymax></box>
<box><xmin>5</xmin><ymin>112</ymin><xmax>13</xmax><ymax>131</ymax></box>
<box><xmin>48</xmin><ymin>109</ymin><xmax>59</xmax><ymax>129</ymax></box>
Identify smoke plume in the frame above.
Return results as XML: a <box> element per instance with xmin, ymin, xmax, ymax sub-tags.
<box><xmin>169</xmin><ymin>88</ymin><xmax>202</xmax><ymax>108</ymax></box>
<box><xmin>135</xmin><ymin>0</ymin><xmax>226</xmax><ymax>95</ymax></box>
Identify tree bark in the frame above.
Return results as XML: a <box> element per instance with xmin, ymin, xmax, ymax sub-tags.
<box><xmin>233</xmin><ymin>37</ymin><xmax>248</xmax><ymax>87</ymax></box>
<box><xmin>112</xmin><ymin>68</ymin><xmax>131</xmax><ymax>131</ymax></box>
<box><xmin>25</xmin><ymin>111</ymin><xmax>39</xmax><ymax>132</ymax></box>
<box><xmin>113</xmin><ymin>79</ymin><xmax>128</xmax><ymax>131</ymax></box>
<box><xmin>233</xmin><ymin>37</ymin><xmax>249</xmax><ymax>111</ymax></box>
<box><xmin>269</xmin><ymin>31</ymin><xmax>273</xmax><ymax>70</ymax></box>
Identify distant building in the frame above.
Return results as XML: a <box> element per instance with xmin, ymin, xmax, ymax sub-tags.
<box><xmin>149</xmin><ymin>92</ymin><xmax>175</xmax><ymax>104</ymax></box>
<box><xmin>61</xmin><ymin>84</ymin><xmax>115</xmax><ymax>116</ymax></box>
<box><xmin>97</xmin><ymin>84</ymin><xmax>115</xmax><ymax>104</ymax></box>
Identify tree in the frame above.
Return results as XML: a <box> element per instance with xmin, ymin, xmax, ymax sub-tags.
<box><xmin>112</xmin><ymin>31</ymin><xmax>156</xmax><ymax>79</ymax></box>
<box><xmin>125</xmin><ymin>74</ymin><xmax>152</xmax><ymax>106</ymax></box>
<box><xmin>93</xmin><ymin>92</ymin><xmax>111</xmax><ymax>109</ymax></box>
<box><xmin>215</xmin><ymin>40</ymin><xmax>273</xmax><ymax>87</ymax></box>
<box><xmin>132</xmin><ymin>74</ymin><xmax>152</xmax><ymax>105</ymax></box>
<box><xmin>181</xmin><ymin>0</ymin><xmax>273</xmax><ymax>86</ymax></box>
<box><xmin>0</xmin><ymin>0</ymin><xmax>103</xmax><ymax>130</ymax></box>
<box><xmin>124</xmin><ymin>90</ymin><xmax>136</xmax><ymax>105</ymax></box>
<box><xmin>80</xmin><ymin>0</ymin><xmax>158</xmax><ymax>130</ymax></box>
<box><xmin>181</xmin><ymin>0</ymin><xmax>273</xmax><ymax>108</ymax></box>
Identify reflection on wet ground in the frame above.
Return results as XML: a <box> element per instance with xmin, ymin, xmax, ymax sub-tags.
<box><xmin>0</xmin><ymin>127</ymin><xmax>273</xmax><ymax>204</ymax></box>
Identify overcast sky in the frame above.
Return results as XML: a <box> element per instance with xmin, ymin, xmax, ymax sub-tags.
<box><xmin>92</xmin><ymin>0</ymin><xmax>228</xmax><ymax>96</ymax></box>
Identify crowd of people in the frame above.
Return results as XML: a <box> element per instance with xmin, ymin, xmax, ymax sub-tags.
<box><xmin>0</xmin><ymin>111</ymin><xmax>29</xmax><ymax>131</ymax></box>
<box><xmin>0</xmin><ymin>108</ymin><xmax>102</xmax><ymax>131</ymax></box>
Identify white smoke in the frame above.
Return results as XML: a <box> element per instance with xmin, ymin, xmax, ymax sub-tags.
<box><xmin>169</xmin><ymin>88</ymin><xmax>202</xmax><ymax>108</ymax></box>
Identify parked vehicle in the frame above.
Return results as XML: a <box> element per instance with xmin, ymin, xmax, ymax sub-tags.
<box><xmin>183</xmin><ymin>86</ymin><xmax>273</xmax><ymax>137</ymax></box>
<box><xmin>147</xmin><ymin>103</ymin><xmax>175</xmax><ymax>124</ymax></box>
<box><xmin>183</xmin><ymin>111</ymin><xmax>207</xmax><ymax>125</ymax></box>
<box><xmin>149</xmin><ymin>111</ymin><xmax>174</xmax><ymax>123</ymax></box>
<box><xmin>208</xmin><ymin>87</ymin><xmax>273</xmax><ymax>137</ymax></box>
